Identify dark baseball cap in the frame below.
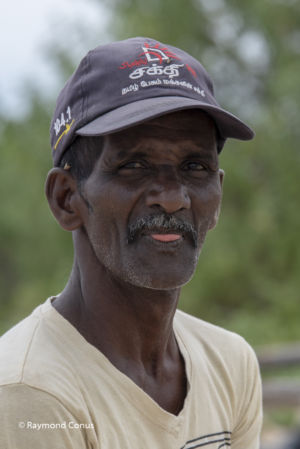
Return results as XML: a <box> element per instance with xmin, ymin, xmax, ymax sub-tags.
<box><xmin>50</xmin><ymin>37</ymin><xmax>254</xmax><ymax>165</ymax></box>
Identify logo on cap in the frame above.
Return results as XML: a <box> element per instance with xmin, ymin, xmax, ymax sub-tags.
<box><xmin>119</xmin><ymin>42</ymin><xmax>179</xmax><ymax>70</ymax></box>
<box><xmin>120</xmin><ymin>42</ymin><xmax>204</xmax><ymax>97</ymax></box>
<box><xmin>53</xmin><ymin>106</ymin><xmax>75</xmax><ymax>150</ymax></box>
<box><xmin>141</xmin><ymin>43</ymin><xmax>178</xmax><ymax>63</ymax></box>
<box><xmin>119</xmin><ymin>42</ymin><xmax>197</xmax><ymax>81</ymax></box>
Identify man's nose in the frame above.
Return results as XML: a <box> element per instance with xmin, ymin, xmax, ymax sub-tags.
<box><xmin>145</xmin><ymin>165</ymin><xmax>191</xmax><ymax>214</ymax></box>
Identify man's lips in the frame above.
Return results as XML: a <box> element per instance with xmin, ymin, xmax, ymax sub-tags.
<box><xmin>127</xmin><ymin>214</ymin><xmax>198</xmax><ymax>247</ymax></box>
<box><xmin>150</xmin><ymin>234</ymin><xmax>182</xmax><ymax>242</ymax></box>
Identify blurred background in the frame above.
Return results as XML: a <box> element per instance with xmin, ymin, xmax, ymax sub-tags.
<box><xmin>1</xmin><ymin>0</ymin><xmax>300</xmax><ymax>446</ymax></box>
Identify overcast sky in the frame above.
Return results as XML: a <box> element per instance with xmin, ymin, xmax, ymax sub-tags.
<box><xmin>0</xmin><ymin>0</ymin><xmax>108</xmax><ymax>118</ymax></box>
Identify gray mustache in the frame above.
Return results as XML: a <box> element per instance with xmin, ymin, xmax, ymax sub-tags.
<box><xmin>127</xmin><ymin>215</ymin><xmax>198</xmax><ymax>246</ymax></box>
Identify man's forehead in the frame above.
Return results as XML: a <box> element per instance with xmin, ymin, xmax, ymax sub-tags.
<box><xmin>102</xmin><ymin>109</ymin><xmax>218</xmax><ymax>161</ymax></box>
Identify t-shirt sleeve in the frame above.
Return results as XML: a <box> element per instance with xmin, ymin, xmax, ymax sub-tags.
<box><xmin>231</xmin><ymin>343</ymin><xmax>263</xmax><ymax>449</ymax></box>
<box><xmin>0</xmin><ymin>383</ymin><xmax>93</xmax><ymax>449</ymax></box>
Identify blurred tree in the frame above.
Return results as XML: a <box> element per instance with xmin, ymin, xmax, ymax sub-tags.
<box><xmin>0</xmin><ymin>96</ymin><xmax>73</xmax><ymax>331</ymax></box>
<box><xmin>0</xmin><ymin>0</ymin><xmax>299</xmax><ymax>347</ymax></box>
<box><xmin>0</xmin><ymin>52</ymin><xmax>77</xmax><ymax>332</ymax></box>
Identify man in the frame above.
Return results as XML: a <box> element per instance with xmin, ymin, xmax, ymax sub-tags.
<box><xmin>0</xmin><ymin>37</ymin><xmax>262</xmax><ymax>448</ymax></box>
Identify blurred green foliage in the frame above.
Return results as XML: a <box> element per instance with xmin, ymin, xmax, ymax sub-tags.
<box><xmin>0</xmin><ymin>0</ymin><xmax>299</xmax><ymax>348</ymax></box>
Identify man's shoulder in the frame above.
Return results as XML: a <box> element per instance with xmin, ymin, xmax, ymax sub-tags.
<box><xmin>0</xmin><ymin>298</ymin><xmax>77</xmax><ymax>394</ymax></box>
<box><xmin>175</xmin><ymin>308</ymin><xmax>257</xmax><ymax>365</ymax></box>
<box><xmin>175</xmin><ymin>308</ymin><xmax>244</xmax><ymax>340</ymax></box>
<box><xmin>0</xmin><ymin>302</ymin><xmax>43</xmax><ymax>385</ymax></box>
<box><xmin>0</xmin><ymin>298</ymin><xmax>95</xmax><ymax>425</ymax></box>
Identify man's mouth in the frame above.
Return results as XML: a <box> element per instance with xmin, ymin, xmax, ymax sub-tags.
<box><xmin>127</xmin><ymin>214</ymin><xmax>197</xmax><ymax>247</ymax></box>
<box><xmin>150</xmin><ymin>233</ymin><xmax>181</xmax><ymax>242</ymax></box>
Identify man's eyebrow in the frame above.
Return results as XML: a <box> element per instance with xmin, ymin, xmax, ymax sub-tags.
<box><xmin>115</xmin><ymin>147</ymin><xmax>217</xmax><ymax>161</ymax></box>
<box><xmin>181</xmin><ymin>149</ymin><xmax>214</xmax><ymax>158</ymax></box>
<box><xmin>115</xmin><ymin>149</ymin><xmax>149</xmax><ymax>160</ymax></box>
<box><xmin>179</xmin><ymin>145</ymin><xmax>218</xmax><ymax>159</ymax></box>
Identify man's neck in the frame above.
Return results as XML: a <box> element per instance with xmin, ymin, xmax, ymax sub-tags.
<box><xmin>60</xmin><ymin>260</ymin><xmax>180</xmax><ymax>359</ymax></box>
<box><xmin>53</xmin><ymin>257</ymin><xmax>187</xmax><ymax>414</ymax></box>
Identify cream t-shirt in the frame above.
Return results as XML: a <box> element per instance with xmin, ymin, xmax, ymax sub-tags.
<box><xmin>0</xmin><ymin>298</ymin><xmax>262</xmax><ymax>448</ymax></box>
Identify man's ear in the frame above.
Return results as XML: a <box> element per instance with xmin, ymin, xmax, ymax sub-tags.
<box><xmin>219</xmin><ymin>168</ymin><xmax>225</xmax><ymax>188</ymax></box>
<box><xmin>209</xmin><ymin>168</ymin><xmax>225</xmax><ymax>230</ymax></box>
<box><xmin>45</xmin><ymin>168</ymin><xmax>83</xmax><ymax>231</ymax></box>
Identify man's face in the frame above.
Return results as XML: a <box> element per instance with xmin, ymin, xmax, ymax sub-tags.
<box><xmin>78</xmin><ymin>110</ymin><xmax>223</xmax><ymax>290</ymax></box>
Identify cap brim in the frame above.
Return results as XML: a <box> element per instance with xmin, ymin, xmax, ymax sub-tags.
<box><xmin>76</xmin><ymin>96</ymin><xmax>254</xmax><ymax>141</ymax></box>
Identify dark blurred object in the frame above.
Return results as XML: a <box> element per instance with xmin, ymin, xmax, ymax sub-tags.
<box><xmin>262</xmin><ymin>380</ymin><xmax>300</xmax><ymax>407</ymax></box>
<box><xmin>262</xmin><ymin>431</ymin><xmax>300</xmax><ymax>449</ymax></box>
<box><xmin>259</xmin><ymin>343</ymin><xmax>300</xmax><ymax>370</ymax></box>
<box><xmin>258</xmin><ymin>342</ymin><xmax>300</xmax><ymax>407</ymax></box>
<box><xmin>258</xmin><ymin>343</ymin><xmax>300</xmax><ymax>448</ymax></box>
<box><xmin>284</xmin><ymin>433</ymin><xmax>300</xmax><ymax>449</ymax></box>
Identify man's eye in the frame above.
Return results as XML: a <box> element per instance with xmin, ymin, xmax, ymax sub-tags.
<box><xmin>120</xmin><ymin>161</ymin><xmax>146</xmax><ymax>169</ymax></box>
<box><xmin>182</xmin><ymin>161</ymin><xmax>205</xmax><ymax>171</ymax></box>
